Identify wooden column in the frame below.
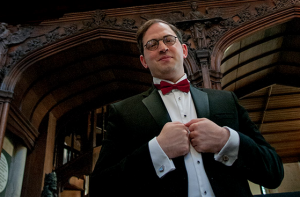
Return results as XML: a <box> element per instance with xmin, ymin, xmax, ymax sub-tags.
<box><xmin>43</xmin><ymin>113</ymin><xmax>57</xmax><ymax>174</ymax></box>
<box><xmin>196</xmin><ymin>50</ymin><xmax>211</xmax><ymax>89</ymax></box>
<box><xmin>0</xmin><ymin>89</ymin><xmax>13</xmax><ymax>153</ymax></box>
<box><xmin>21</xmin><ymin>113</ymin><xmax>50</xmax><ymax>197</ymax></box>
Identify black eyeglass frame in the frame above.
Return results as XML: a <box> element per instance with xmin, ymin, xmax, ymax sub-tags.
<box><xmin>144</xmin><ymin>35</ymin><xmax>178</xmax><ymax>51</ymax></box>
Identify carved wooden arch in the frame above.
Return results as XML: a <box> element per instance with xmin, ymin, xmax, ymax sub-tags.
<box><xmin>211</xmin><ymin>4</ymin><xmax>300</xmax><ymax>73</ymax></box>
<box><xmin>1</xmin><ymin>27</ymin><xmax>137</xmax><ymax>93</ymax></box>
<box><xmin>0</xmin><ymin>27</ymin><xmax>138</xmax><ymax>153</ymax></box>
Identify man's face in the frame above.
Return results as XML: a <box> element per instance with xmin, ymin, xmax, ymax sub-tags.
<box><xmin>140</xmin><ymin>22</ymin><xmax>188</xmax><ymax>83</ymax></box>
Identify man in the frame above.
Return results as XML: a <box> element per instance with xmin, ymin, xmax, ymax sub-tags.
<box><xmin>90</xmin><ymin>19</ymin><xmax>284</xmax><ymax>197</ymax></box>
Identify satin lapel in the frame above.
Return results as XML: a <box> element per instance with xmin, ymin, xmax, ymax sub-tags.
<box><xmin>142</xmin><ymin>87</ymin><xmax>171</xmax><ymax>130</ymax></box>
<box><xmin>190</xmin><ymin>86</ymin><xmax>210</xmax><ymax>119</ymax></box>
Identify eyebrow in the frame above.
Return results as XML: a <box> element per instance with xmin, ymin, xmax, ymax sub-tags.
<box><xmin>145</xmin><ymin>34</ymin><xmax>175</xmax><ymax>42</ymax></box>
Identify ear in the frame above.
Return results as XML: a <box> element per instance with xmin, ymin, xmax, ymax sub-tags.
<box><xmin>182</xmin><ymin>44</ymin><xmax>188</xmax><ymax>59</ymax></box>
<box><xmin>140</xmin><ymin>55</ymin><xmax>148</xmax><ymax>69</ymax></box>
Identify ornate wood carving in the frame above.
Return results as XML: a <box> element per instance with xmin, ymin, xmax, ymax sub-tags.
<box><xmin>83</xmin><ymin>10</ymin><xmax>138</xmax><ymax>30</ymax></box>
<box><xmin>0</xmin><ymin>0</ymin><xmax>300</xmax><ymax>89</ymax></box>
<box><xmin>0</xmin><ymin>23</ymin><xmax>32</xmax><ymax>68</ymax></box>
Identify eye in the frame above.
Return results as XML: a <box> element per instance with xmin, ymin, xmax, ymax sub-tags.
<box><xmin>150</xmin><ymin>42</ymin><xmax>156</xmax><ymax>47</ymax></box>
<box><xmin>147</xmin><ymin>40</ymin><xmax>158</xmax><ymax>49</ymax></box>
<box><xmin>165</xmin><ymin>37</ymin><xmax>172</xmax><ymax>43</ymax></box>
<box><xmin>164</xmin><ymin>36</ymin><xmax>176</xmax><ymax>45</ymax></box>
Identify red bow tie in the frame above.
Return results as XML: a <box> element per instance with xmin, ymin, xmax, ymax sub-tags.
<box><xmin>155</xmin><ymin>79</ymin><xmax>190</xmax><ymax>95</ymax></box>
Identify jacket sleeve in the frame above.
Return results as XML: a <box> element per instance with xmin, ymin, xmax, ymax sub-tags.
<box><xmin>89</xmin><ymin>103</ymin><xmax>160</xmax><ymax>197</ymax></box>
<box><xmin>231</xmin><ymin>92</ymin><xmax>284</xmax><ymax>189</ymax></box>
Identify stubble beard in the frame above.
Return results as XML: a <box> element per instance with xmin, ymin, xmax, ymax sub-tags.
<box><xmin>157</xmin><ymin>63</ymin><xmax>183</xmax><ymax>82</ymax></box>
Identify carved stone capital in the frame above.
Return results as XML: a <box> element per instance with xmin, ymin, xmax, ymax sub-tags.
<box><xmin>0</xmin><ymin>89</ymin><xmax>13</xmax><ymax>102</ymax></box>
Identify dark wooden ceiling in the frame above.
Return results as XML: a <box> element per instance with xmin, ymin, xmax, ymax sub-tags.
<box><xmin>1</xmin><ymin>0</ymin><xmax>182</xmax><ymax>24</ymax></box>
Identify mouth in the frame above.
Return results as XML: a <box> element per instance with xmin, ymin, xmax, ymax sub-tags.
<box><xmin>159</xmin><ymin>55</ymin><xmax>172</xmax><ymax>61</ymax></box>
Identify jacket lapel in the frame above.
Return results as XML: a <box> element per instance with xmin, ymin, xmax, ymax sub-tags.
<box><xmin>142</xmin><ymin>85</ymin><xmax>210</xmax><ymax>128</ymax></box>
<box><xmin>190</xmin><ymin>85</ymin><xmax>210</xmax><ymax>119</ymax></box>
<box><xmin>142</xmin><ymin>86</ymin><xmax>171</xmax><ymax>130</ymax></box>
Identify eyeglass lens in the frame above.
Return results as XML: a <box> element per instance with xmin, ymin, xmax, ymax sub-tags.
<box><xmin>145</xmin><ymin>35</ymin><xmax>177</xmax><ymax>51</ymax></box>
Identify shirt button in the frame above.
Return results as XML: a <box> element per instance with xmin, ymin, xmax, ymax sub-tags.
<box><xmin>204</xmin><ymin>191</ymin><xmax>207</xmax><ymax>195</ymax></box>
<box><xmin>197</xmin><ymin>160</ymin><xmax>200</xmax><ymax>164</ymax></box>
<box><xmin>184</xmin><ymin>115</ymin><xmax>187</xmax><ymax>117</ymax></box>
<box><xmin>178</xmin><ymin>97</ymin><xmax>181</xmax><ymax>100</ymax></box>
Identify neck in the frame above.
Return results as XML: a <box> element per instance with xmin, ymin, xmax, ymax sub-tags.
<box><xmin>167</xmin><ymin>73</ymin><xmax>186</xmax><ymax>83</ymax></box>
<box><xmin>153</xmin><ymin>73</ymin><xmax>187</xmax><ymax>84</ymax></box>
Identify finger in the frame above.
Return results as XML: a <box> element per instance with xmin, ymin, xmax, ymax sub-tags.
<box><xmin>185</xmin><ymin>119</ymin><xmax>197</xmax><ymax>127</ymax></box>
<box><xmin>189</xmin><ymin>131</ymin><xmax>196</xmax><ymax>139</ymax></box>
<box><xmin>188</xmin><ymin>121</ymin><xmax>202</xmax><ymax>132</ymax></box>
<box><xmin>190</xmin><ymin>139</ymin><xmax>197</xmax><ymax>148</ymax></box>
<box><xmin>185</xmin><ymin>118</ymin><xmax>205</xmax><ymax>127</ymax></box>
<box><xmin>188</xmin><ymin>123</ymin><xmax>196</xmax><ymax>132</ymax></box>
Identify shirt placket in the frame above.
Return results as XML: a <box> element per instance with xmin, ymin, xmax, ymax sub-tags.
<box><xmin>174</xmin><ymin>89</ymin><xmax>214</xmax><ymax>197</ymax></box>
<box><xmin>174</xmin><ymin>90</ymin><xmax>203</xmax><ymax>196</ymax></box>
<box><xmin>173</xmin><ymin>90</ymin><xmax>189</xmax><ymax>124</ymax></box>
<box><xmin>190</xmin><ymin>147</ymin><xmax>213</xmax><ymax>196</ymax></box>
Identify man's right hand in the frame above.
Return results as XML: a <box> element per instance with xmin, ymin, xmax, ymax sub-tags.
<box><xmin>156</xmin><ymin>122</ymin><xmax>190</xmax><ymax>159</ymax></box>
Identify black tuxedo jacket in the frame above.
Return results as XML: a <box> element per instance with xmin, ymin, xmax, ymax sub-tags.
<box><xmin>90</xmin><ymin>85</ymin><xmax>283</xmax><ymax>197</ymax></box>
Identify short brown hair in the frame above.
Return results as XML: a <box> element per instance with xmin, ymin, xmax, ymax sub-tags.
<box><xmin>136</xmin><ymin>19</ymin><xmax>183</xmax><ymax>55</ymax></box>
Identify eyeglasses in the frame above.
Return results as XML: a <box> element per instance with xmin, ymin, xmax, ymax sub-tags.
<box><xmin>144</xmin><ymin>35</ymin><xmax>177</xmax><ymax>51</ymax></box>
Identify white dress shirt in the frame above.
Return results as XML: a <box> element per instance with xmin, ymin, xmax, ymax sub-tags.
<box><xmin>148</xmin><ymin>74</ymin><xmax>240</xmax><ymax>197</ymax></box>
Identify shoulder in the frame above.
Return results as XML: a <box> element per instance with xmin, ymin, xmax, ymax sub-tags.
<box><xmin>191</xmin><ymin>86</ymin><xmax>239</xmax><ymax>107</ymax></box>
<box><xmin>192</xmin><ymin>85</ymin><xmax>235</xmax><ymax>98</ymax></box>
<box><xmin>111</xmin><ymin>86</ymin><xmax>155</xmax><ymax>110</ymax></box>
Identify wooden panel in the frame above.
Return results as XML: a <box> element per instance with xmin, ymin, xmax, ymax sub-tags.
<box><xmin>248</xmin><ymin>111</ymin><xmax>263</xmax><ymax>123</ymax></box>
<box><xmin>239</xmin><ymin>37</ymin><xmax>283</xmax><ymax>63</ymax></box>
<box><xmin>264</xmin><ymin>130</ymin><xmax>300</xmax><ymax>144</ymax></box>
<box><xmin>239</xmin><ymin>97</ymin><xmax>266</xmax><ymax>111</ymax></box>
<box><xmin>271</xmin><ymin>85</ymin><xmax>300</xmax><ymax>95</ymax></box>
<box><xmin>261</xmin><ymin>120</ymin><xmax>300</xmax><ymax>133</ymax></box>
<box><xmin>264</xmin><ymin>108</ymin><xmax>300</xmax><ymax>122</ymax></box>
<box><xmin>268</xmin><ymin>94</ymin><xmax>300</xmax><ymax>109</ymax></box>
<box><xmin>240</xmin><ymin>84</ymin><xmax>300</xmax><ymax>163</ymax></box>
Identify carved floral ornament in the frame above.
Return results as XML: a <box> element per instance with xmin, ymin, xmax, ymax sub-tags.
<box><xmin>0</xmin><ymin>0</ymin><xmax>299</xmax><ymax>84</ymax></box>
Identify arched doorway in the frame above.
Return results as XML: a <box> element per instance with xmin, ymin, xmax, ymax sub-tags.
<box><xmin>3</xmin><ymin>27</ymin><xmax>153</xmax><ymax>197</ymax></box>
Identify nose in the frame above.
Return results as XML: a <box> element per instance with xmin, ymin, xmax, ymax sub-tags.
<box><xmin>158</xmin><ymin>40</ymin><xmax>169</xmax><ymax>53</ymax></box>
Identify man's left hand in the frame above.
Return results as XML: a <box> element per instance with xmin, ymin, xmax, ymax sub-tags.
<box><xmin>185</xmin><ymin>118</ymin><xmax>230</xmax><ymax>153</ymax></box>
